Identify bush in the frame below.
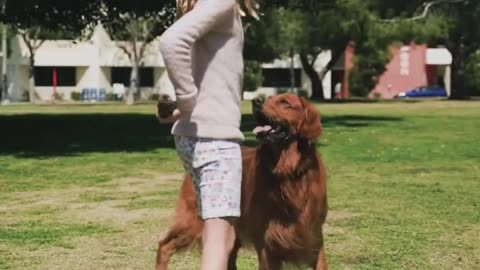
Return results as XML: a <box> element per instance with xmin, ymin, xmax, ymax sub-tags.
<box><xmin>243</xmin><ymin>61</ymin><xmax>263</xmax><ymax>92</ymax></box>
<box><xmin>22</xmin><ymin>90</ymin><xmax>44</xmax><ymax>101</ymax></box>
<box><xmin>349</xmin><ymin>39</ymin><xmax>392</xmax><ymax>98</ymax></box>
<box><xmin>298</xmin><ymin>89</ymin><xmax>309</xmax><ymax>98</ymax></box>
<box><xmin>349</xmin><ymin>52</ymin><xmax>389</xmax><ymax>98</ymax></box>
<box><xmin>276</xmin><ymin>88</ymin><xmax>308</xmax><ymax>98</ymax></box>
<box><xmin>372</xmin><ymin>92</ymin><xmax>383</xmax><ymax>99</ymax></box>
<box><xmin>106</xmin><ymin>93</ymin><xmax>118</xmax><ymax>101</ymax></box>
<box><xmin>53</xmin><ymin>91</ymin><xmax>64</xmax><ymax>101</ymax></box>
<box><xmin>71</xmin><ymin>91</ymin><xmax>82</xmax><ymax>101</ymax></box>
<box><xmin>22</xmin><ymin>90</ymin><xmax>29</xmax><ymax>101</ymax></box>
<box><xmin>150</xmin><ymin>93</ymin><xmax>160</xmax><ymax>101</ymax></box>
<box><xmin>465</xmin><ymin>51</ymin><xmax>480</xmax><ymax>96</ymax></box>
<box><xmin>277</xmin><ymin>88</ymin><xmax>288</xmax><ymax>94</ymax></box>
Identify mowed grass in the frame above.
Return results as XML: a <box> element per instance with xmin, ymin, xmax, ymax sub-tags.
<box><xmin>0</xmin><ymin>100</ymin><xmax>479</xmax><ymax>270</ymax></box>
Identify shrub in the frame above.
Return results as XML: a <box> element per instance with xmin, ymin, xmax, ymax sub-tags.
<box><xmin>276</xmin><ymin>88</ymin><xmax>289</xmax><ymax>94</ymax></box>
<box><xmin>150</xmin><ymin>93</ymin><xmax>160</xmax><ymax>101</ymax></box>
<box><xmin>71</xmin><ymin>92</ymin><xmax>82</xmax><ymax>101</ymax></box>
<box><xmin>372</xmin><ymin>92</ymin><xmax>383</xmax><ymax>100</ymax></box>
<box><xmin>22</xmin><ymin>90</ymin><xmax>29</xmax><ymax>101</ymax></box>
<box><xmin>465</xmin><ymin>51</ymin><xmax>480</xmax><ymax>96</ymax></box>
<box><xmin>53</xmin><ymin>91</ymin><xmax>64</xmax><ymax>101</ymax></box>
<box><xmin>243</xmin><ymin>61</ymin><xmax>263</xmax><ymax>92</ymax></box>
<box><xmin>298</xmin><ymin>89</ymin><xmax>309</xmax><ymax>98</ymax></box>
<box><xmin>106</xmin><ymin>93</ymin><xmax>118</xmax><ymax>101</ymax></box>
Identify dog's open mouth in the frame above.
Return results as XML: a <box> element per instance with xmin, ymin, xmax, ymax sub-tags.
<box><xmin>251</xmin><ymin>96</ymin><xmax>291</xmax><ymax>143</ymax></box>
<box><xmin>253</xmin><ymin>123</ymin><xmax>286</xmax><ymax>137</ymax></box>
<box><xmin>252</xmin><ymin>115</ymin><xmax>290</xmax><ymax>143</ymax></box>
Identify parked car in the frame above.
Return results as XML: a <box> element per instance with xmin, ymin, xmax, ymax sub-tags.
<box><xmin>395</xmin><ymin>85</ymin><xmax>447</xmax><ymax>98</ymax></box>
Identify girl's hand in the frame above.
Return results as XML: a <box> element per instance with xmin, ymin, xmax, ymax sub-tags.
<box><xmin>156</xmin><ymin>108</ymin><xmax>183</xmax><ymax>124</ymax></box>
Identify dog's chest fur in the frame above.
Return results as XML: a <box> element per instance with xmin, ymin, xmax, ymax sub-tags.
<box><xmin>237</xmin><ymin>148</ymin><xmax>326</xmax><ymax>262</ymax></box>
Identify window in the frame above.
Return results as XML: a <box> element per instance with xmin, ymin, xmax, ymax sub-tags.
<box><xmin>139</xmin><ymin>68</ymin><xmax>154</xmax><ymax>87</ymax></box>
<box><xmin>262</xmin><ymin>68</ymin><xmax>302</xmax><ymax>88</ymax></box>
<box><xmin>111</xmin><ymin>67</ymin><xmax>154</xmax><ymax>87</ymax></box>
<box><xmin>34</xmin><ymin>67</ymin><xmax>76</xmax><ymax>86</ymax></box>
<box><xmin>111</xmin><ymin>67</ymin><xmax>131</xmax><ymax>86</ymax></box>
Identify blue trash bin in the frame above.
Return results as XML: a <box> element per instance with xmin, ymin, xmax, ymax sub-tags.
<box><xmin>99</xmin><ymin>88</ymin><xmax>107</xmax><ymax>101</ymax></box>
<box><xmin>89</xmin><ymin>88</ymin><xmax>98</xmax><ymax>101</ymax></box>
<box><xmin>81</xmin><ymin>88</ymin><xmax>89</xmax><ymax>102</ymax></box>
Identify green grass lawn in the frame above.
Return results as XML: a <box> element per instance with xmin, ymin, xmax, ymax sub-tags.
<box><xmin>0</xmin><ymin>100</ymin><xmax>479</xmax><ymax>270</ymax></box>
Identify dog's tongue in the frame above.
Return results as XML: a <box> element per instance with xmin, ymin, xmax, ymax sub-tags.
<box><xmin>253</xmin><ymin>125</ymin><xmax>272</xmax><ymax>135</ymax></box>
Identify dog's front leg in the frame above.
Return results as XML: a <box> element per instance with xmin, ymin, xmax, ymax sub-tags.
<box><xmin>256</xmin><ymin>246</ymin><xmax>281</xmax><ymax>270</ymax></box>
<box><xmin>312</xmin><ymin>240</ymin><xmax>327</xmax><ymax>270</ymax></box>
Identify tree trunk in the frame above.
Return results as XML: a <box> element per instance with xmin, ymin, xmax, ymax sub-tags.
<box><xmin>450</xmin><ymin>38</ymin><xmax>469</xmax><ymax>100</ymax></box>
<box><xmin>300</xmin><ymin>46</ymin><xmax>347</xmax><ymax>100</ymax></box>
<box><xmin>1</xmin><ymin>25</ymin><xmax>7</xmax><ymax>102</ymax></box>
<box><xmin>28</xmin><ymin>56</ymin><xmax>35</xmax><ymax>103</ymax></box>
<box><xmin>289</xmin><ymin>48</ymin><xmax>297</xmax><ymax>94</ymax></box>
<box><xmin>300</xmin><ymin>53</ymin><xmax>324</xmax><ymax>100</ymax></box>
<box><xmin>135</xmin><ymin>65</ymin><xmax>142</xmax><ymax>100</ymax></box>
<box><xmin>127</xmin><ymin>63</ymin><xmax>139</xmax><ymax>105</ymax></box>
<box><xmin>20</xmin><ymin>32</ymin><xmax>43</xmax><ymax>103</ymax></box>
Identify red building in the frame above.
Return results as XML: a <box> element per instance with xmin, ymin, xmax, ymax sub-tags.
<box><xmin>336</xmin><ymin>43</ymin><xmax>452</xmax><ymax>99</ymax></box>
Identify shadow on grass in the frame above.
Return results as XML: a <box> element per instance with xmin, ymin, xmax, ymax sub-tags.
<box><xmin>0</xmin><ymin>112</ymin><xmax>402</xmax><ymax>158</ymax></box>
<box><xmin>317</xmin><ymin>99</ymin><xmax>423</xmax><ymax>104</ymax></box>
<box><xmin>0</xmin><ymin>113</ymin><xmax>175</xmax><ymax>157</ymax></box>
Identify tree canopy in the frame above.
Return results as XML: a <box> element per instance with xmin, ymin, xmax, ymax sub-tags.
<box><xmin>1</xmin><ymin>0</ymin><xmax>478</xmax><ymax>99</ymax></box>
<box><xmin>1</xmin><ymin>0</ymin><xmax>177</xmax><ymax>35</ymax></box>
<box><xmin>2</xmin><ymin>1</ymin><xmax>101</xmax><ymax>34</ymax></box>
<box><xmin>252</xmin><ymin>0</ymin><xmax>472</xmax><ymax>99</ymax></box>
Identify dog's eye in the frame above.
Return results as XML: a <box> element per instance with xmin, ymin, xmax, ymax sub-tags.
<box><xmin>280</xmin><ymin>99</ymin><xmax>291</xmax><ymax>107</ymax></box>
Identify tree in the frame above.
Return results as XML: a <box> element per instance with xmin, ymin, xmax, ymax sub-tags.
<box><xmin>1</xmin><ymin>0</ymin><xmax>176</xmax><ymax>103</ymax></box>
<box><xmin>11</xmin><ymin>27</ymin><xmax>82</xmax><ymax>102</ymax></box>
<box><xmin>435</xmin><ymin>0</ymin><xmax>480</xmax><ymax>99</ymax></box>
<box><xmin>243</xmin><ymin>61</ymin><xmax>263</xmax><ymax>95</ymax></box>
<box><xmin>299</xmin><ymin>0</ymin><xmax>443</xmax><ymax>99</ymax></box>
<box><xmin>377</xmin><ymin>0</ymin><xmax>479</xmax><ymax>99</ymax></box>
<box><xmin>297</xmin><ymin>1</ymin><xmax>359</xmax><ymax>100</ymax></box>
<box><xmin>1</xmin><ymin>23</ymin><xmax>10</xmax><ymax>101</ymax></box>
<box><xmin>465</xmin><ymin>51</ymin><xmax>480</xmax><ymax>96</ymax></box>
<box><xmin>101</xmin><ymin>0</ymin><xmax>176</xmax><ymax>104</ymax></box>
<box><xmin>250</xmin><ymin>0</ymin><xmax>358</xmax><ymax>100</ymax></box>
<box><xmin>255</xmin><ymin>0</ymin><xmax>459</xmax><ymax>99</ymax></box>
<box><xmin>2</xmin><ymin>0</ymin><xmax>101</xmax><ymax>102</ymax></box>
<box><xmin>273</xmin><ymin>8</ymin><xmax>305</xmax><ymax>94</ymax></box>
<box><xmin>18</xmin><ymin>27</ymin><xmax>45</xmax><ymax>102</ymax></box>
<box><xmin>249</xmin><ymin>0</ymin><xmax>388</xmax><ymax>99</ymax></box>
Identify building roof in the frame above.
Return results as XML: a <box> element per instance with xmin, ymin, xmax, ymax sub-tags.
<box><xmin>13</xmin><ymin>24</ymin><xmax>166</xmax><ymax>68</ymax></box>
<box><xmin>426</xmin><ymin>48</ymin><xmax>452</xmax><ymax>65</ymax></box>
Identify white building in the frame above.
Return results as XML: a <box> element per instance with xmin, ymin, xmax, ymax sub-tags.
<box><xmin>5</xmin><ymin>24</ymin><xmax>174</xmax><ymax>102</ymax></box>
<box><xmin>245</xmin><ymin>52</ymin><xmax>333</xmax><ymax>100</ymax></box>
<box><xmin>4</xmin><ymin>24</ymin><xmax>333</xmax><ymax>102</ymax></box>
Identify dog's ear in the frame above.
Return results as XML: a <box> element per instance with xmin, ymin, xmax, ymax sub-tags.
<box><xmin>298</xmin><ymin>96</ymin><xmax>322</xmax><ymax>140</ymax></box>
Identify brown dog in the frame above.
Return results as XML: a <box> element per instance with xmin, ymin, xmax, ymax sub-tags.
<box><xmin>156</xmin><ymin>93</ymin><xmax>328</xmax><ymax>270</ymax></box>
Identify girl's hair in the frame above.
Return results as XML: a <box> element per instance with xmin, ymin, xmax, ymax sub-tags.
<box><xmin>176</xmin><ymin>0</ymin><xmax>257</xmax><ymax>18</ymax></box>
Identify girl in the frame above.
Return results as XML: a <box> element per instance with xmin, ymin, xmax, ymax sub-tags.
<box><xmin>157</xmin><ymin>0</ymin><xmax>256</xmax><ymax>269</ymax></box>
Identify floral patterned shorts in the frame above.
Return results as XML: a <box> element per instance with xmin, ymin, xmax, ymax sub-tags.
<box><xmin>174</xmin><ymin>135</ymin><xmax>242</xmax><ymax>219</ymax></box>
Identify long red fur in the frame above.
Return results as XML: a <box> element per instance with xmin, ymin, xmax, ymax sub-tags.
<box><xmin>156</xmin><ymin>94</ymin><xmax>328</xmax><ymax>270</ymax></box>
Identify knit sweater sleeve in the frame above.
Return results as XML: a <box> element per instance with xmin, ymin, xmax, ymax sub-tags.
<box><xmin>159</xmin><ymin>0</ymin><xmax>236</xmax><ymax>112</ymax></box>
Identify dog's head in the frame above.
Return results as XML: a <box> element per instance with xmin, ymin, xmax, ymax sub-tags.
<box><xmin>252</xmin><ymin>93</ymin><xmax>322</xmax><ymax>145</ymax></box>
<box><xmin>252</xmin><ymin>94</ymin><xmax>322</xmax><ymax>176</ymax></box>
